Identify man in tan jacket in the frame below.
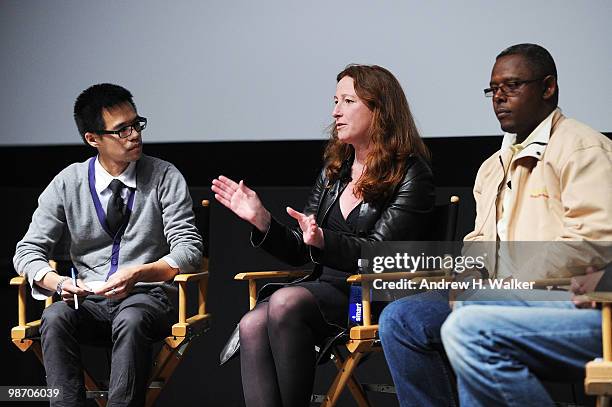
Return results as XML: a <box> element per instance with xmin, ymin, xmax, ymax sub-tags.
<box><xmin>440</xmin><ymin>44</ymin><xmax>612</xmax><ymax>406</ymax></box>
<box><xmin>380</xmin><ymin>43</ymin><xmax>612</xmax><ymax>407</ymax></box>
<box><xmin>462</xmin><ymin>47</ymin><xmax>611</xmax><ymax>280</ymax></box>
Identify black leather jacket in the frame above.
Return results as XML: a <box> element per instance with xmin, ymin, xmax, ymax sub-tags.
<box><xmin>251</xmin><ymin>155</ymin><xmax>435</xmax><ymax>274</ymax></box>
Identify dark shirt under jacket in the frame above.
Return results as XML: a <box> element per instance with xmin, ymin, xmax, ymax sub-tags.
<box><xmin>251</xmin><ymin>154</ymin><xmax>435</xmax><ymax>328</ymax></box>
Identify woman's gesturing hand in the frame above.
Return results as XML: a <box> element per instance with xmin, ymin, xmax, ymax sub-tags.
<box><xmin>286</xmin><ymin>207</ymin><xmax>324</xmax><ymax>249</ymax></box>
<box><xmin>212</xmin><ymin>175</ymin><xmax>271</xmax><ymax>232</ymax></box>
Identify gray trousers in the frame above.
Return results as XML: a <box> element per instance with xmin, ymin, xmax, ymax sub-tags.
<box><xmin>40</xmin><ymin>286</ymin><xmax>174</xmax><ymax>407</ymax></box>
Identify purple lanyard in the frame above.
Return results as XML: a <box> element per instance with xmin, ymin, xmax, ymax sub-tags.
<box><xmin>87</xmin><ymin>157</ymin><xmax>136</xmax><ymax>279</ymax></box>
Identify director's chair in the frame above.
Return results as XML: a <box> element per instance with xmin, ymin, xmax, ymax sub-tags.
<box><xmin>234</xmin><ymin>195</ymin><xmax>460</xmax><ymax>406</ymax></box>
<box><xmin>584</xmin><ymin>291</ymin><xmax>612</xmax><ymax>407</ymax></box>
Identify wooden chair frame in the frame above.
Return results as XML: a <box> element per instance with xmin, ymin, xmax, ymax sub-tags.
<box><xmin>235</xmin><ymin>268</ymin><xmax>451</xmax><ymax>407</ymax></box>
<box><xmin>321</xmin><ymin>275</ymin><xmax>573</xmax><ymax>407</ymax></box>
<box><xmin>10</xmin><ymin>200</ymin><xmax>212</xmax><ymax>407</ymax></box>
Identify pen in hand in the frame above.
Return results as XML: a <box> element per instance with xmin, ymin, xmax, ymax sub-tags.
<box><xmin>71</xmin><ymin>267</ymin><xmax>79</xmax><ymax>309</ymax></box>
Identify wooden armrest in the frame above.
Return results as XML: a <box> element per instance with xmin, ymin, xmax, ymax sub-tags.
<box><xmin>349</xmin><ymin>325</ymin><xmax>378</xmax><ymax>340</ymax></box>
<box><xmin>172</xmin><ymin>263</ymin><xmax>211</xmax><ymax>339</ymax></box>
<box><xmin>11</xmin><ymin>275</ymin><xmax>29</xmax><ymax>328</ymax></box>
<box><xmin>12</xmin><ymin>320</ymin><xmax>41</xmax><ymax>340</ymax></box>
<box><xmin>171</xmin><ymin>313</ymin><xmax>212</xmax><ymax>337</ymax></box>
<box><xmin>234</xmin><ymin>270</ymin><xmax>310</xmax><ymax>281</ymax></box>
<box><xmin>234</xmin><ymin>270</ymin><xmax>310</xmax><ymax>311</ymax></box>
<box><xmin>175</xmin><ymin>269</ymin><xmax>210</xmax><ymax>334</ymax></box>
<box><xmin>585</xmin><ymin>292</ymin><xmax>612</xmax><ymax>303</ymax></box>
<box><xmin>10</xmin><ymin>276</ymin><xmax>45</xmax><ymax>346</ymax></box>
<box><xmin>10</xmin><ymin>274</ymin><xmax>54</xmax><ymax>334</ymax></box>
<box><xmin>173</xmin><ymin>271</ymin><xmax>209</xmax><ymax>282</ymax></box>
<box><xmin>10</xmin><ymin>276</ymin><xmax>26</xmax><ymax>285</ymax></box>
<box><xmin>347</xmin><ymin>270</ymin><xmax>447</xmax><ymax>283</ymax></box>
<box><xmin>585</xmin><ymin>360</ymin><xmax>612</xmax><ymax>395</ymax></box>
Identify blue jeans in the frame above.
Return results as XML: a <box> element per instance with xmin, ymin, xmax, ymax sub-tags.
<box><xmin>378</xmin><ymin>290</ymin><xmax>456</xmax><ymax>407</ymax></box>
<box><xmin>441</xmin><ymin>289</ymin><xmax>602</xmax><ymax>407</ymax></box>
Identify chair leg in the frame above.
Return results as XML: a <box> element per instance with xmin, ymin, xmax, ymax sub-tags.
<box><xmin>83</xmin><ymin>370</ymin><xmax>107</xmax><ymax>407</ymax></box>
<box><xmin>145</xmin><ymin>339</ymin><xmax>191</xmax><ymax>407</ymax></box>
<box><xmin>330</xmin><ymin>350</ymin><xmax>370</xmax><ymax>407</ymax></box>
<box><xmin>597</xmin><ymin>396</ymin><xmax>610</xmax><ymax>407</ymax></box>
<box><xmin>321</xmin><ymin>352</ymin><xmax>367</xmax><ymax>407</ymax></box>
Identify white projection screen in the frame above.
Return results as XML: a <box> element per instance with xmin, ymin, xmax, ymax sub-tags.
<box><xmin>1</xmin><ymin>0</ymin><xmax>610</xmax><ymax>146</ymax></box>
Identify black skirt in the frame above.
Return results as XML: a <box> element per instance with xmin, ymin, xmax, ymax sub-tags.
<box><xmin>296</xmin><ymin>268</ymin><xmax>350</xmax><ymax>329</ymax></box>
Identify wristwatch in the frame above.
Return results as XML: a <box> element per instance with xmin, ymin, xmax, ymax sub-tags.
<box><xmin>56</xmin><ymin>276</ymin><xmax>71</xmax><ymax>295</ymax></box>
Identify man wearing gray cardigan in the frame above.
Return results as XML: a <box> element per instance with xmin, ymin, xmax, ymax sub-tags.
<box><xmin>13</xmin><ymin>83</ymin><xmax>203</xmax><ymax>407</ymax></box>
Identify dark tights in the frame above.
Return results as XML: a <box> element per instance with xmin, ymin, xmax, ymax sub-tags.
<box><xmin>239</xmin><ymin>286</ymin><xmax>334</xmax><ymax>407</ymax></box>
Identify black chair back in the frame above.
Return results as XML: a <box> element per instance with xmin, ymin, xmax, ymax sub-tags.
<box><xmin>428</xmin><ymin>196</ymin><xmax>460</xmax><ymax>241</ymax></box>
<box><xmin>193</xmin><ymin>200</ymin><xmax>210</xmax><ymax>259</ymax></box>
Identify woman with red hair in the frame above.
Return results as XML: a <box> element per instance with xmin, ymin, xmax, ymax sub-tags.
<box><xmin>212</xmin><ymin>64</ymin><xmax>434</xmax><ymax>407</ymax></box>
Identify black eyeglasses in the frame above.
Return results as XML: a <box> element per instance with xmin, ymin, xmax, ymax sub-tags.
<box><xmin>93</xmin><ymin>116</ymin><xmax>147</xmax><ymax>138</ymax></box>
<box><xmin>484</xmin><ymin>78</ymin><xmax>543</xmax><ymax>98</ymax></box>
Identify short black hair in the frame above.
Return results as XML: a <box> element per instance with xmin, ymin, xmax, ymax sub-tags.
<box><xmin>497</xmin><ymin>43</ymin><xmax>558</xmax><ymax>105</ymax></box>
<box><xmin>73</xmin><ymin>83</ymin><xmax>137</xmax><ymax>144</ymax></box>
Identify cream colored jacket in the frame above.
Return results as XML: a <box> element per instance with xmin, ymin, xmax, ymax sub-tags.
<box><xmin>464</xmin><ymin>110</ymin><xmax>612</xmax><ymax>280</ymax></box>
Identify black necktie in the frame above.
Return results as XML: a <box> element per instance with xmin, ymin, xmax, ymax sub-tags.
<box><xmin>106</xmin><ymin>179</ymin><xmax>126</xmax><ymax>236</ymax></box>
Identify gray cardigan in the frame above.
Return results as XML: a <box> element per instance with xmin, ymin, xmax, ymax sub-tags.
<box><xmin>14</xmin><ymin>154</ymin><xmax>203</xmax><ymax>299</ymax></box>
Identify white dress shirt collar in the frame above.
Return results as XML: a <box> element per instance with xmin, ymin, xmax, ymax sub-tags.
<box><xmin>94</xmin><ymin>157</ymin><xmax>137</xmax><ymax>194</ymax></box>
<box><xmin>500</xmin><ymin>108</ymin><xmax>559</xmax><ymax>161</ymax></box>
